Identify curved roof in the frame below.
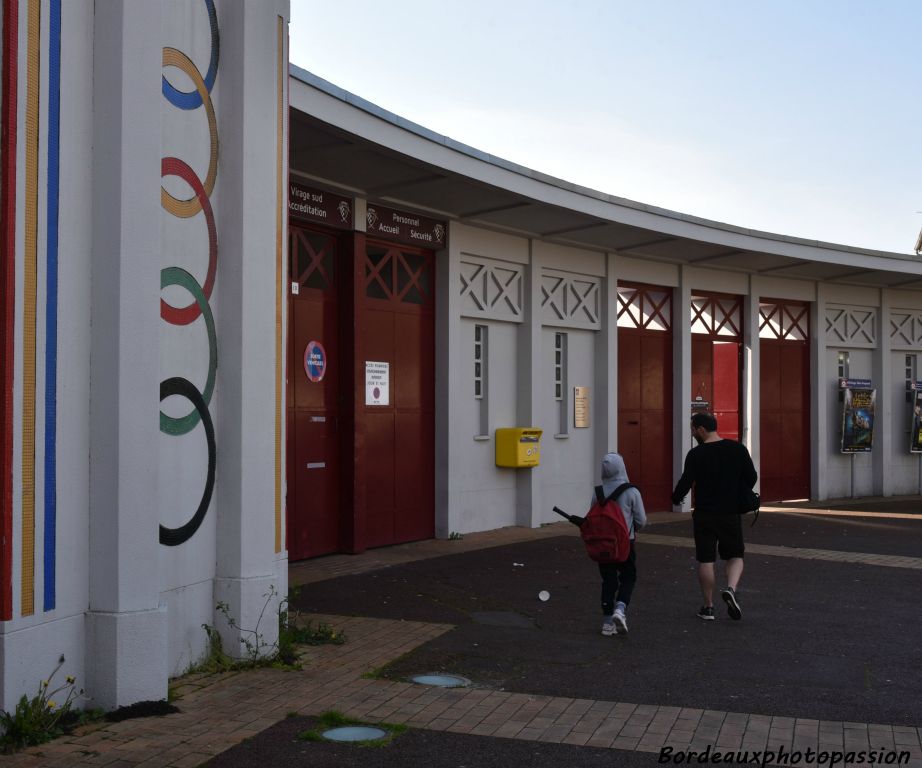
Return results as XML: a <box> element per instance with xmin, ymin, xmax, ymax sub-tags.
<box><xmin>289</xmin><ymin>65</ymin><xmax>922</xmax><ymax>290</ymax></box>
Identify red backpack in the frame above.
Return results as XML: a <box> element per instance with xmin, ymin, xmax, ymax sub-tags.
<box><xmin>580</xmin><ymin>483</ymin><xmax>635</xmax><ymax>564</ymax></box>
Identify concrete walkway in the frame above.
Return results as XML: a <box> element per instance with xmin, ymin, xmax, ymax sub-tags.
<box><xmin>5</xmin><ymin>504</ymin><xmax>922</xmax><ymax>767</ymax></box>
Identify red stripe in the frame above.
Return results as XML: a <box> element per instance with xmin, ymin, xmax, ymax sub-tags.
<box><xmin>1</xmin><ymin>0</ymin><xmax>19</xmax><ymax>621</ymax></box>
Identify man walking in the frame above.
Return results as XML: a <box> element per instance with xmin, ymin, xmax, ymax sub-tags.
<box><xmin>672</xmin><ymin>412</ymin><xmax>757</xmax><ymax>621</ymax></box>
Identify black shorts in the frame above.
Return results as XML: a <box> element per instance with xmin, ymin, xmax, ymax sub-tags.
<box><xmin>693</xmin><ymin>514</ymin><xmax>744</xmax><ymax>562</ymax></box>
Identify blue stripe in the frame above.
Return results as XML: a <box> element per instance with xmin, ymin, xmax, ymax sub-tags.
<box><xmin>43</xmin><ymin>0</ymin><xmax>60</xmax><ymax>612</ymax></box>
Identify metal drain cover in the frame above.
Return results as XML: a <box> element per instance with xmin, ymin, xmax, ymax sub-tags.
<box><xmin>410</xmin><ymin>674</ymin><xmax>469</xmax><ymax>688</ymax></box>
<box><xmin>321</xmin><ymin>726</ymin><xmax>387</xmax><ymax>742</ymax></box>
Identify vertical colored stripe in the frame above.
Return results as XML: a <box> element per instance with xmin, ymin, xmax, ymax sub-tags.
<box><xmin>21</xmin><ymin>0</ymin><xmax>40</xmax><ymax>616</ymax></box>
<box><xmin>274</xmin><ymin>15</ymin><xmax>283</xmax><ymax>553</ymax></box>
<box><xmin>0</xmin><ymin>0</ymin><xmax>20</xmax><ymax>621</ymax></box>
<box><xmin>43</xmin><ymin>0</ymin><xmax>60</xmax><ymax>612</ymax></box>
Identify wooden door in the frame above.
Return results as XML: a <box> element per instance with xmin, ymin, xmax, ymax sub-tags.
<box><xmin>759</xmin><ymin>300</ymin><xmax>811</xmax><ymax>501</ymax></box>
<box><xmin>360</xmin><ymin>242</ymin><xmax>435</xmax><ymax>548</ymax></box>
<box><xmin>617</xmin><ymin>284</ymin><xmax>673</xmax><ymax>511</ymax></box>
<box><xmin>287</xmin><ymin>225</ymin><xmax>341</xmax><ymax>560</ymax></box>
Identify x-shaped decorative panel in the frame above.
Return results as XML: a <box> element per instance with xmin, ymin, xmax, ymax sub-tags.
<box><xmin>759</xmin><ymin>301</ymin><xmax>808</xmax><ymax>341</ymax></box>
<box><xmin>890</xmin><ymin>311</ymin><xmax>922</xmax><ymax>350</ymax></box>
<box><xmin>691</xmin><ymin>294</ymin><xmax>742</xmax><ymax>339</ymax></box>
<box><xmin>540</xmin><ymin>270</ymin><xmax>601</xmax><ymax>329</ymax></box>
<box><xmin>825</xmin><ymin>306</ymin><xmax>876</xmax><ymax>347</ymax></box>
<box><xmin>616</xmin><ymin>285</ymin><xmax>671</xmax><ymax>331</ymax></box>
<box><xmin>460</xmin><ymin>256</ymin><xmax>523</xmax><ymax>321</ymax></box>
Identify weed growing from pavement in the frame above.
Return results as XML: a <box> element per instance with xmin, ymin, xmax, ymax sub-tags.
<box><xmin>0</xmin><ymin>655</ymin><xmax>94</xmax><ymax>753</ymax></box>
<box><xmin>186</xmin><ymin>586</ymin><xmax>347</xmax><ymax>677</ymax></box>
<box><xmin>280</xmin><ymin>588</ymin><xmax>345</xmax><ymax>651</ymax></box>
<box><xmin>297</xmin><ymin>710</ymin><xmax>408</xmax><ymax>747</ymax></box>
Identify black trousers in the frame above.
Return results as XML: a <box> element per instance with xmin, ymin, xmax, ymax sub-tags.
<box><xmin>598</xmin><ymin>542</ymin><xmax>637</xmax><ymax>615</ymax></box>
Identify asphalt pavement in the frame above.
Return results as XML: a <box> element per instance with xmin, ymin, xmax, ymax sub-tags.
<box><xmin>209</xmin><ymin>504</ymin><xmax>922</xmax><ymax>767</ymax></box>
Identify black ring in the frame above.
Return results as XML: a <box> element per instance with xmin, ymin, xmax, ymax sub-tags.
<box><xmin>159</xmin><ymin>377</ymin><xmax>216</xmax><ymax>546</ymax></box>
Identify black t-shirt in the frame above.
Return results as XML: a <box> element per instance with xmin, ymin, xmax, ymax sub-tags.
<box><xmin>671</xmin><ymin>439</ymin><xmax>757</xmax><ymax>515</ymax></box>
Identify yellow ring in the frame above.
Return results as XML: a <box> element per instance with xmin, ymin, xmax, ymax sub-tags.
<box><xmin>161</xmin><ymin>47</ymin><xmax>218</xmax><ymax>218</ymax></box>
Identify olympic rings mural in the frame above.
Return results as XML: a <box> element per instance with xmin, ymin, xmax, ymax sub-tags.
<box><xmin>159</xmin><ymin>0</ymin><xmax>219</xmax><ymax>547</ymax></box>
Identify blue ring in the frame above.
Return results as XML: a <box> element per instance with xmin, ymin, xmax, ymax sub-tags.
<box><xmin>162</xmin><ymin>0</ymin><xmax>219</xmax><ymax>110</ymax></box>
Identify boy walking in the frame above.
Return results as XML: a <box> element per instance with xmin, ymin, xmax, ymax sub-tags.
<box><xmin>595</xmin><ymin>452</ymin><xmax>646</xmax><ymax>635</ymax></box>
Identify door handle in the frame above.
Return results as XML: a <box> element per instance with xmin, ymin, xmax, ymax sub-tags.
<box><xmin>628</xmin><ymin>420</ymin><xmax>639</xmax><ymax>425</ymax></box>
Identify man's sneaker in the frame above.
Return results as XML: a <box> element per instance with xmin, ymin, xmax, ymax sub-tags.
<box><xmin>613</xmin><ymin>608</ymin><xmax>628</xmax><ymax>634</ymax></box>
<box><xmin>697</xmin><ymin>606</ymin><xmax>716</xmax><ymax>621</ymax></box>
<box><xmin>721</xmin><ymin>587</ymin><xmax>742</xmax><ymax>620</ymax></box>
<box><xmin>601</xmin><ymin>617</ymin><xmax>617</xmax><ymax>636</ymax></box>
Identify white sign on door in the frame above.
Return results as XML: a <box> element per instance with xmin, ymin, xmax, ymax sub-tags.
<box><xmin>365</xmin><ymin>361</ymin><xmax>390</xmax><ymax>406</ymax></box>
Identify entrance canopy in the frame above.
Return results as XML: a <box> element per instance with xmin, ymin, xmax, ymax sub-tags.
<box><xmin>289</xmin><ymin>65</ymin><xmax>922</xmax><ymax>292</ymax></box>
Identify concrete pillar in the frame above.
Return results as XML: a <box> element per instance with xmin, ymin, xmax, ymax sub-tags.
<box><xmin>874</xmin><ymin>289</ymin><xmax>892</xmax><ymax>495</ymax></box>
<box><xmin>594</xmin><ymin>253</ymin><xmax>618</xmax><ymax>461</ymax></box>
<box><xmin>86</xmin><ymin>0</ymin><xmax>167</xmax><ymax>708</ymax></box>
<box><xmin>213</xmin><ymin>0</ymin><xmax>290</xmax><ymax>656</ymax></box>
<box><xmin>745</xmin><ymin>277</ymin><xmax>761</xmax><ymax>482</ymax></box>
<box><xmin>812</xmin><ymin>283</ymin><xmax>828</xmax><ymax>500</ymax></box>
<box><xmin>515</xmin><ymin>240</ymin><xmax>542</xmax><ymax>527</ymax></box>
<box><xmin>435</xmin><ymin>226</ymin><xmax>461</xmax><ymax>539</ymax></box>
<box><xmin>673</xmin><ymin>267</ymin><xmax>693</xmax><ymax>511</ymax></box>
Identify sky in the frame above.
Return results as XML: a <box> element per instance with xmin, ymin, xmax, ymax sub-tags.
<box><xmin>289</xmin><ymin>1</ymin><xmax>922</xmax><ymax>255</ymax></box>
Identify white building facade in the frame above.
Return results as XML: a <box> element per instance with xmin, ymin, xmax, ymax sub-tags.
<box><xmin>1</xmin><ymin>0</ymin><xmax>289</xmax><ymax>711</ymax></box>
<box><xmin>287</xmin><ymin>68</ymin><xmax>922</xmax><ymax>560</ymax></box>
<box><xmin>2</xmin><ymin>0</ymin><xmax>921</xmax><ymax>712</ymax></box>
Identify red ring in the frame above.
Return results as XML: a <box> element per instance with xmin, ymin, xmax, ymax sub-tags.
<box><xmin>160</xmin><ymin>156</ymin><xmax>216</xmax><ymax>325</ymax></box>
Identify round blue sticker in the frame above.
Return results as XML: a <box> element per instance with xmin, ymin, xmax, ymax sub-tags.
<box><xmin>304</xmin><ymin>340</ymin><xmax>327</xmax><ymax>382</ymax></box>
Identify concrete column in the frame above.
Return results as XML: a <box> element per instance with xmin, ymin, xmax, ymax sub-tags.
<box><xmin>435</xmin><ymin>227</ymin><xmax>461</xmax><ymax>538</ymax></box>
<box><xmin>673</xmin><ymin>267</ymin><xmax>693</xmax><ymax>511</ymax></box>
<box><xmin>874</xmin><ymin>289</ymin><xmax>892</xmax><ymax>495</ymax></box>
<box><xmin>813</xmin><ymin>283</ymin><xmax>828</xmax><ymax>500</ymax></box>
<box><xmin>213</xmin><ymin>0</ymin><xmax>290</xmax><ymax>656</ymax></box>
<box><xmin>745</xmin><ymin>277</ymin><xmax>761</xmax><ymax>481</ymax></box>
<box><xmin>594</xmin><ymin>253</ymin><xmax>618</xmax><ymax>461</ymax></box>
<box><xmin>515</xmin><ymin>241</ymin><xmax>542</xmax><ymax>527</ymax></box>
<box><xmin>86</xmin><ymin>0</ymin><xmax>167</xmax><ymax>708</ymax></box>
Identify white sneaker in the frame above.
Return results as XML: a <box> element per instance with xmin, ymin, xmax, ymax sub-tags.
<box><xmin>613</xmin><ymin>608</ymin><xmax>628</xmax><ymax>634</ymax></box>
<box><xmin>601</xmin><ymin>617</ymin><xmax>617</xmax><ymax>636</ymax></box>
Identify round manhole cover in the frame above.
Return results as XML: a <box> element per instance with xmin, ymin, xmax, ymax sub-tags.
<box><xmin>410</xmin><ymin>674</ymin><xmax>469</xmax><ymax>688</ymax></box>
<box><xmin>321</xmin><ymin>726</ymin><xmax>388</xmax><ymax>742</ymax></box>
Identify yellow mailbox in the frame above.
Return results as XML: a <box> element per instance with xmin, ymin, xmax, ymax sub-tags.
<box><xmin>495</xmin><ymin>427</ymin><xmax>543</xmax><ymax>468</ymax></box>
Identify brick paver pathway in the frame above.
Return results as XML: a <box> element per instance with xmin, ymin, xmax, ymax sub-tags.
<box><xmin>6</xmin><ymin>511</ymin><xmax>922</xmax><ymax>767</ymax></box>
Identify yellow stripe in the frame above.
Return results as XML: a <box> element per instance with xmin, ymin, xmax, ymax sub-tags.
<box><xmin>21</xmin><ymin>0</ymin><xmax>41</xmax><ymax>617</ymax></box>
<box><xmin>274</xmin><ymin>16</ymin><xmax>284</xmax><ymax>553</ymax></box>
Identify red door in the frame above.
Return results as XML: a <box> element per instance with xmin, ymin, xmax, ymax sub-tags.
<box><xmin>712</xmin><ymin>341</ymin><xmax>741</xmax><ymax>442</ymax></box>
<box><xmin>617</xmin><ymin>284</ymin><xmax>673</xmax><ymax>511</ymax></box>
<box><xmin>690</xmin><ymin>293</ymin><xmax>743</xmax><ymax>441</ymax></box>
<box><xmin>287</xmin><ymin>224</ymin><xmax>341</xmax><ymax>560</ymax></box>
<box><xmin>759</xmin><ymin>300</ymin><xmax>810</xmax><ymax>501</ymax></box>
<box><xmin>360</xmin><ymin>242</ymin><xmax>435</xmax><ymax>548</ymax></box>
<box><xmin>691</xmin><ymin>338</ymin><xmax>741</xmax><ymax>442</ymax></box>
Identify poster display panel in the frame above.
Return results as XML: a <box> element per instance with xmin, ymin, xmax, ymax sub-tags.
<box><xmin>910</xmin><ymin>384</ymin><xmax>922</xmax><ymax>454</ymax></box>
<box><xmin>839</xmin><ymin>379</ymin><xmax>875</xmax><ymax>453</ymax></box>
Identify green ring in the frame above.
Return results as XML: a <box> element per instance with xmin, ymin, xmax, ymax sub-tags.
<box><xmin>160</xmin><ymin>266</ymin><xmax>217</xmax><ymax>435</ymax></box>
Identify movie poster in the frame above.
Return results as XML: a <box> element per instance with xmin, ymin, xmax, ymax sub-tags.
<box><xmin>840</xmin><ymin>383</ymin><xmax>876</xmax><ymax>453</ymax></box>
<box><xmin>910</xmin><ymin>387</ymin><xmax>922</xmax><ymax>454</ymax></box>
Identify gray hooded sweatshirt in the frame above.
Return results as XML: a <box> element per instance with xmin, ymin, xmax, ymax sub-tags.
<box><xmin>592</xmin><ymin>452</ymin><xmax>647</xmax><ymax>540</ymax></box>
